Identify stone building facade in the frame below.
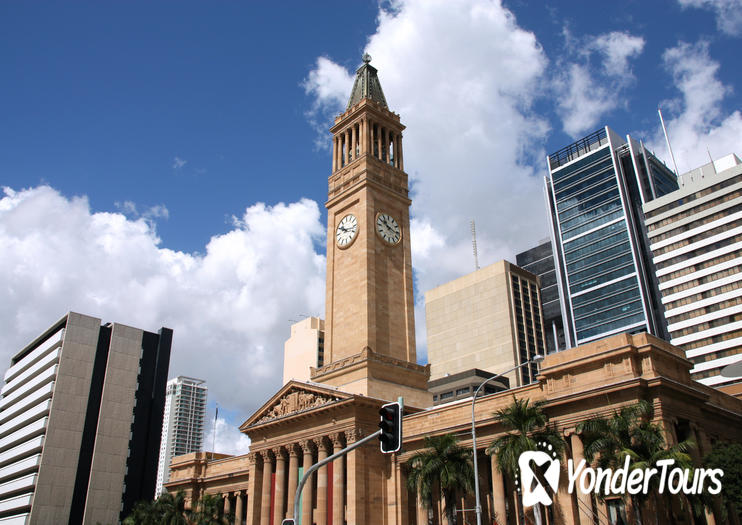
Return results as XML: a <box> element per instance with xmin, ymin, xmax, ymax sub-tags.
<box><xmin>165</xmin><ymin>59</ymin><xmax>742</xmax><ymax>525</ymax></box>
<box><xmin>167</xmin><ymin>332</ymin><xmax>742</xmax><ymax>524</ymax></box>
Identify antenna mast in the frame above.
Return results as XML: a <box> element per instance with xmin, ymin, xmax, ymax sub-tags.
<box><xmin>470</xmin><ymin>220</ymin><xmax>480</xmax><ymax>271</ymax></box>
<box><xmin>658</xmin><ymin>108</ymin><xmax>680</xmax><ymax>175</ymax></box>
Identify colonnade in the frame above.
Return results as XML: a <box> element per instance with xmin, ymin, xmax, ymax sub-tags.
<box><xmin>250</xmin><ymin>430</ymin><xmax>356</xmax><ymax>525</ymax></box>
<box><xmin>332</xmin><ymin>117</ymin><xmax>403</xmax><ymax>172</ymax></box>
<box><xmin>405</xmin><ymin>431</ymin><xmax>601</xmax><ymax>525</ymax></box>
<box><xmin>221</xmin><ymin>490</ymin><xmax>248</xmax><ymax>525</ymax></box>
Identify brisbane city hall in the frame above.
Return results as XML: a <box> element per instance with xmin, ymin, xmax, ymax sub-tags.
<box><xmin>164</xmin><ymin>58</ymin><xmax>742</xmax><ymax>525</ymax></box>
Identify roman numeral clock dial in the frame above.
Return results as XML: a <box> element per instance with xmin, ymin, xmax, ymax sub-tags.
<box><xmin>336</xmin><ymin>214</ymin><xmax>358</xmax><ymax>248</ymax></box>
<box><xmin>376</xmin><ymin>212</ymin><xmax>401</xmax><ymax>246</ymax></box>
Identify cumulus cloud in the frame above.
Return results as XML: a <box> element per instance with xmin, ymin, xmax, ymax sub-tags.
<box><xmin>204</xmin><ymin>415</ymin><xmax>252</xmax><ymax>456</ymax></box>
<box><xmin>678</xmin><ymin>0</ymin><xmax>742</xmax><ymax>36</ymax></box>
<box><xmin>646</xmin><ymin>41</ymin><xmax>742</xmax><ymax>172</ymax></box>
<box><xmin>173</xmin><ymin>156</ymin><xmax>187</xmax><ymax>169</ymax></box>
<box><xmin>306</xmin><ymin>0</ymin><xmax>550</xmax><ymax>302</ymax></box>
<box><xmin>0</xmin><ymin>185</ymin><xmax>325</xmax><ymax>421</ymax></box>
<box><xmin>555</xmin><ymin>31</ymin><xmax>645</xmax><ymax>137</ymax></box>
<box><xmin>302</xmin><ymin>57</ymin><xmax>355</xmax><ymax>149</ymax></box>
<box><xmin>304</xmin><ymin>0</ymin><xmax>556</xmax><ymax>361</ymax></box>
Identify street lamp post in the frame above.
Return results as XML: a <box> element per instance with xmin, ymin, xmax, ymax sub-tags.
<box><xmin>471</xmin><ymin>354</ymin><xmax>545</xmax><ymax>525</ymax></box>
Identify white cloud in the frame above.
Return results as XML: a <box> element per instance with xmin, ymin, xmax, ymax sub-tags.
<box><xmin>115</xmin><ymin>200</ymin><xmax>170</xmax><ymax>222</ymax></box>
<box><xmin>555</xmin><ymin>31</ymin><xmax>645</xmax><ymax>137</ymax></box>
<box><xmin>592</xmin><ymin>32</ymin><xmax>645</xmax><ymax>77</ymax></box>
<box><xmin>646</xmin><ymin>41</ymin><xmax>742</xmax><ymax>172</ymax></box>
<box><xmin>173</xmin><ymin>156</ymin><xmax>187</xmax><ymax>169</ymax></box>
<box><xmin>303</xmin><ymin>57</ymin><xmax>355</xmax><ymax>149</ymax></box>
<box><xmin>305</xmin><ymin>0</ymin><xmax>553</xmax><ymax>360</ymax></box>
<box><xmin>678</xmin><ymin>0</ymin><xmax>742</xmax><ymax>36</ymax></box>
<box><xmin>204</xmin><ymin>415</ymin><xmax>251</xmax><ymax>456</ymax></box>
<box><xmin>0</xmin><ymin>186</ymin><xmax>326</xmax><ymax>440</ymax></box>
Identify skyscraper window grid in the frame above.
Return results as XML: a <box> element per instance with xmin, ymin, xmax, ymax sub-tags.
<box><xmin>545</xmin><ymin>126</ymin><xmax>678</xmax><ymax>347</ymax></box>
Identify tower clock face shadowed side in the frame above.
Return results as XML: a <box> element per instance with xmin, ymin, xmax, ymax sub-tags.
<box><xmin>336</xmin><ymin>213</ymin><xmax>359</xmax><ymax>248</ymax></box>
<box><xmin>376</xmin><ymin>212</ymin><xmax>401</xmax><ymax>246</ymax></box>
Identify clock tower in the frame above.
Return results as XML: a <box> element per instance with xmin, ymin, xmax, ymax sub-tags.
<box><xmin>311</xmin><ymin>55</ymin><xmax>431</xmax><ymax>408</ymax></box>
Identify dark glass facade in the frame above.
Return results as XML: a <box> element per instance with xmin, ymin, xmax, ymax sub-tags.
<box><xmin>546</xmin><ymin>127</ymin><xmax>677</xmax><ymax>347</ymax></box>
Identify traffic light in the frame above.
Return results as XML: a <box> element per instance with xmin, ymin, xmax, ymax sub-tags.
<box><xmin>378</xmin><ymin>401</ymin><xmax>402</xmax><ymax>453</ymax></box>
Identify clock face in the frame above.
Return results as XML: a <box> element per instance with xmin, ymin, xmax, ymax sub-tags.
<box><xmin>376</xmin><ymin>212</ymin><xmax>401</xmax><ymax>245</ymax></box>
<box><xmin>336</xmin><ymin>214</ymin><xmax>359</xmax><ymax>248</ymax></box>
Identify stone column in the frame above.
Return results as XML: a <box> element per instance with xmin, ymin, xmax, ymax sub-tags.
<box><xmin>332</xmin><ymin>137</ymin><xmax>337</xmax><ymax>172</ymax></box>
<box><xmin>398</xmin><ymin>134</ymin><xmax>403</xmax><ymax>170</ymax></box>
<box><xmin>416</xmin><ymin>489</ymin><xmax>428</xmax><ymax>525</ymax></box>
<box><xmin>381</xmin><ymin>128</ymin><xmax>389</xmax><ymax>164</ymax></box>
<box><xmin>490</xmin><ymin>454</ymin><xmax>507</xmax><ymax>525</ymax></box>
<box><xmin>331</xmin><ymin>433</ymin><xmax>345</xmax><ymax>525</ymax></box>
<box><xmin>345</xmin><ymin>428</ymin><xmax>366</xmax><ymax>525</ymax></box>
<box><xmin>300</xmin><ymin>440</ymin><xmax>315</xmax><ymax>525</ymax></box>
<box><xmin>350</xmin><ymin>124</ymin><xmax>356</xmax><ymax>162</ymax></box>
<box><xmin>260</xmin><ymin>450</ymin><xmax>274</xmax><ymax>525</ymax></box>
<box><xmin>235</xmin><ymin>490</ymin><xmax>244</xmax><ymax>525</ymax></box>
<box><xmin>246</xmin><ymin>452</ymin><xmax>263</xmax><ymax>525</ymax></box>
<box><xmin>570</xmin><ymin>433</ymin><xmax>594</xmax><ymax>525</ymax></box>
<box><xmin>360</xmin><ymin>118</ymin><xmax>366</xmax><ymax>155</ymax></box>
<box><xmin>286</xmin><ymin>445</ymin><xmax>300</xmax><ymax>519</ymax></box>
<box><xmin>316</xmin><ymin>437</ymin><xmax>329</xmax><ymax>524</ymax></box>
<box><xmin>225</xmin><ymin>493</ymin><xmax>232</xmax><ymax>516</ymax></box>
<box><xmin>345</xmin><ymin>129</ymin><xmax>351</xmax><ymax>166</ymax></box>
<box><xmin>555</xmin><ymin>449</ymin><xmax>578</xmax><ymax>525</ymax></box>
<box><xmin>273</xmin><ymin>448</ymin><xmax>287</xmax><ymax>525</ymax></box>
<box><xmin>376</xmin><ymin>126</ymin><xmax>382</xmax><ymax>161</ymax></box>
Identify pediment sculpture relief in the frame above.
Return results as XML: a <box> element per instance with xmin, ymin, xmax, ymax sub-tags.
<box><xmin>256</xmin><ymin>390</ymin><xmax>341</xmax><ymax>424</ymax></box>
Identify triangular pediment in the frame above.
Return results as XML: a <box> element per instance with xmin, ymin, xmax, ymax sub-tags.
<box><xmin>240</xmin><ymin>380</ymin><xmax>354</xmax><ymax>430</ymax></box>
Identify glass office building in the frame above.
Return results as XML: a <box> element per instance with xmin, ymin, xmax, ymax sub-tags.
<box><xmin>545</xmin><ymin>127</ymin><xmax>678</xmax><ymax>347</ymax></box>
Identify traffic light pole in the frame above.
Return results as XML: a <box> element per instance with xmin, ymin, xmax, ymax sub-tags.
<box><xmin>285</xmin><ymin>429</ymin><xmax>381</xmax><ymax>525</ymax></box>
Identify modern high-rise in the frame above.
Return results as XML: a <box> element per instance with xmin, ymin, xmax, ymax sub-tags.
<box><xmin>282</xmin><ymin>317</ymin><xmax>325</xmax><ymax>384</ymax></box>
<box><xmin>545</xmin><ymin>126</ymin><xmax>678</xmax><ymax>348</ymax></box>
<box><xmin>155</xmin><ymin>376</ymin><xmax>207</xmax><ymax>497</ymax></box>
<box><xmin>0</xmin><ymin>312</ymin><xmax>172</xmax><ymax>525</ymax></box>
<box><xmin>425</xmin><ymin>260</ymin><xmax>546</xmax><ymax>389</ymax></box>
<box><xmin>516</xmin><ymin>239</ymin><xmax>564</xmax><ymax>354</ymax></box>
<box><xmin>643</xmin><ymin>153</ymin><xmax>742</xmax><ymax>387</ymax></box>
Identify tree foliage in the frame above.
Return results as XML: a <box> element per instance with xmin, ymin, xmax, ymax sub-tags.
<box><xmin>704</xmin><ymin>441</ymin><xmax>742</xmax><ymax>520</ymax></box>
<box><xmin>407</xmin><ymin>433</ymin><xmax>474</xmax><ymax>524</ymax></box>
<box><xmin>578</xmin><ymin>400</ymin><xmax>697</xmax><ymax>524</ymax></box>
<box><xmin>122</xmin><ymin>491</ymin><xmax>233</xmax><ymax>525</ymax></box>
<box><xmin>486</xmin><ymin>397</ymin><xmax>565</xmax><ymax>525</ymax></box>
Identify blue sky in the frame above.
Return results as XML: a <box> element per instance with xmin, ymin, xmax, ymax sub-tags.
<box><xmin>2</xmin><ymin>0</ymin><xmax>740</xmax><ymax>453</ymax></box>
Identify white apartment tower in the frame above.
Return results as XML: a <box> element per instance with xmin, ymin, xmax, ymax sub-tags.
<box><xmin>155</xmin><ymin>376</ymin><xmax>207</xmax><ymax>496</ymax></box>
<box><xmin>643</xmin><ymin>153</ymin><xmax>742</xmax><ymax>387</ymax></box>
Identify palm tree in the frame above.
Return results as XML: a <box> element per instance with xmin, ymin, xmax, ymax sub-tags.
<box><xmin>407</xmin><ymin>433</ymin><xmax>474</xmax><ymax>525</ymax></box>
<box><xmin>190</xmin><ymin>492</ymin><xmax>233</xmax><ymax>525</ymax></box>
<box><xmin>578</xmin><ymin>400</ymin><xmax>696</xmax><ymax>524</ymax></box>
<box><xmin>486</xmin><ymin>397</ymin><xmax>565</xmax><ymax>525</ymax></box>
<box><xmin>123</xmin><ymin>498</ymin><xmax>163</xmax><ymax>525</ymax></box>
<box><xmin>157</xmin><ymin>491</ymin><xmax>190</xmax><ymax>525</ymax></box>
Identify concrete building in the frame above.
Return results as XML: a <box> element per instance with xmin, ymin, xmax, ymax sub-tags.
<box><xmin>155</xmin><ymin>376</ymin><xmax>207</xmax><ymax>496</ymax></box>
<box><xmin>426</xmin><ymin>260</ymin><xmax>547</xmax><ymax>388</ymax></box>
<box><xmin>427</xmin><ymin>368</ymin><xmax>508</xmax><ymax>406</ymax></box>
<box><xmin>0</xmin><ymin>312</ymin><xmax>172</xmax><ymax>524</ymax></box>
<box><xmin>282</xmin><ymin>317</ymin><xmax>325</xmax><ymax>384</ymax></box>
<box><xmin>643</xmin><ymin>153</ymin><xmax>742</xmax><ymax>387</ymax></box>
<box><xmin>164</xmin><ymin>60</ymin><xmax>742</xmax><ymax>525</ymax></box>
<box><xmin>516</xmin><ymin>239</ymin><xmax>564</xmax><ymax>354</ymax></box>
<box><xmin>545</xmin><ymin>126</ymin><xmax>678</xmax><ymax>348</ymax></box>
